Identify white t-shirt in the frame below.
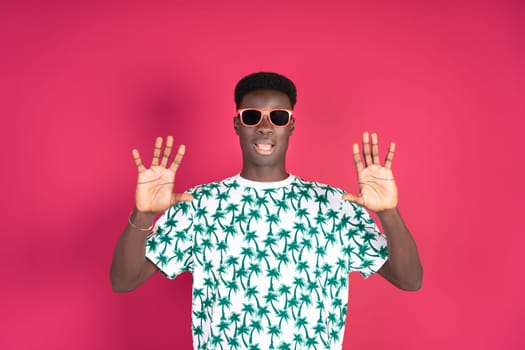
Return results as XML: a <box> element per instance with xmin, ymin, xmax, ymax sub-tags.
<box><xmin>146</xmin><ymin>174</ymin><xmax>388</xmax><ymax>350</ymax></box>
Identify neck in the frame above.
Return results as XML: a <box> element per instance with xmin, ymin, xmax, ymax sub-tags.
<box><xmin>240</xmin><ymin>166</ymin><xmax>289</xmax><ymax>182</ymax></box>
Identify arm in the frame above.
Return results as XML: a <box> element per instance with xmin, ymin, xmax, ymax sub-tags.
<box><xmin>343</xmin><ymin>132</ymin><xmax>423</xmax><ymax>291</ymax></box>
<box><xmin>110</xmin><ymin>136</ymin><xmax>193</xmax><ymax>292</ymax></box>
<box><xmin>110</xmin><ymin>210</ymin><xmax>159</xmax><ymax>292</ymax></box>
<box><xmin>376</xmin><ymin>208</ymin><xmax>422</xmax><ymax>291</ymax></box>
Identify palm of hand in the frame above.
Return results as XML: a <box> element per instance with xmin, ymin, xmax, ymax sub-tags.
<box><xmin>343</xmin><ymin>132</ymin><xmax>399</xmax><ymax>212</ymax></box>
<box><xmin>135</xmin><ymin>166</ymin><xmax>176</xmax><ymax>213</ymax></box>
<box><xmin>132</xmin><ymin>136</ymin><xmax>192</xmax><ymax>214</ymax></box>
<box><xmin>355</xmin><ymin>165</ymin><xmax>398</xmax><ymax>212</ymax></box>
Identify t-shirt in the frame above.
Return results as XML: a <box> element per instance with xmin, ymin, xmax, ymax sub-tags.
<box><xmin>146</xmin><ymin>174</ymin><xmax>388</xmax><ymax>350</ymax></box>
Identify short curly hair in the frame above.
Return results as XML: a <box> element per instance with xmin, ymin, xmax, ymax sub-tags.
<box><xmin>234</xmin><ymin>72</ymin><xmax>297</xmax><ymax>108</ymax></box>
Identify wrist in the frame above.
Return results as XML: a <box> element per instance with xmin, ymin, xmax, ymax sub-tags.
<box><xmin>376</xmin><ymin>207</ymin><xmax>399</xmax><ymax>219</ymax></box>
<box><xmin>129</xmin><ymin>209</ymin><xmax>157</xmax><ymax>231</ymax></box>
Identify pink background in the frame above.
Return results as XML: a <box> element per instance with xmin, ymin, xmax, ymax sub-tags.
<box><xmin>1</xmin><ymin>1</ymin><xmax>524</xmax><ymax>349</ymax></box>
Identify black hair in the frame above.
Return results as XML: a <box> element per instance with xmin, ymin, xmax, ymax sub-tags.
<box><xmin>234</xmin><ymin>72</ymin><xmax>297</xmax><ymax>108</ymax></box>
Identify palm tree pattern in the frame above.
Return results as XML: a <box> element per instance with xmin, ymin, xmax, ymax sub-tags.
<box><xmin>146</xmin><ymin>175</ymin><xmax>388</xmax><ymax>350</ymax></box>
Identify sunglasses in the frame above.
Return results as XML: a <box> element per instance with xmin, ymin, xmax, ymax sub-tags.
<box><xmin>237</xmin><ymin>108</ymin><xmax>294</xmax><ymax>127</ymax></box>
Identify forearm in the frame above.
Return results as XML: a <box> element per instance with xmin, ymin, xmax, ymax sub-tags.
<box><xmin>377</xmin><ymin>208</ymin><xmax>423</xmax><ymax>290</ymax></box>
<box><xmin>110</xmin><ymin>210</ymin><xmax>157</xmax><ymax>292</ymax></box>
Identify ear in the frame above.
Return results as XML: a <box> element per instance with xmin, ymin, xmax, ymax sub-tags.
<box><xmin>233</xmin><ymin>116</ymin><xmax>240</xmax><ymax>135</ymax></box>
<box><xmin>288</xmin><ymin>117</ymin><xmax>295</xmax><ymax>136</ymax></box>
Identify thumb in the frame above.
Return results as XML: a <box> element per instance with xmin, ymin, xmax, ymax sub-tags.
<box><xmin>171</xmin><ymin>192</ymin><xmax>195</xmax><ymax>205</ymax></box>
<box><xmin>342</xmin><ymin>193</ymin><xmax>364</xmax><ymax>206</ymax></box>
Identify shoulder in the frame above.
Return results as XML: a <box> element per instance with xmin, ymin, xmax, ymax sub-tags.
<box><xmin>291</xmin><ymin>175</ymin><xmax>346</xmax><ymax>195</ymax></box>
<box><xmin>291</xmin><ymin>175</ymin><xmax>366</xmax><ymax>212</ymax></box>
<box><xmin>186</xmin><ymin>175</ymin><xmax>241</xmax><ymax>199</ymax></box>
<box><xmin>161</xmin><ymin>177</ymin><xmax>238</xmax><ymax>217</ymax></box>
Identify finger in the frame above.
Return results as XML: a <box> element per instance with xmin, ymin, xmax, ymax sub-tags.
<box><xmin>384</xmin><ymin>142</ymin><xmax>396</xmax><ymax>169</ymax></box>
<box><xmin>161</xmin><ymin>136</ymin><xmax>174</xmax><ymax>167</ymax></box>
<box><xmin>169</xmin><ymin>144</ymin><xmax>186</xmax><ymax>173</ymax></box>
<box><xmin>132</xmin><ymin>149</ymin><xmax>146</xmax><ymax>172</ymax></box>
<box><xmin>352</xmin><ymin>143</ymin><xmax>364</xmax><ymax>172</ymax></box>
<box><xmin>342</xmin><ymin>193</ymin><xmax>365</xmax><ymax>206</ymax></box>
<box><xmin>171</xmin><ymin>192</ymin><xmax>194</xmax><ymax>205</ymax></box>
<box><xmin>362</xmin><ymin>132</ymin><xmax>372</xmax><ymax>166</ymax></box>
<box><xmin>151</xmin><ymin>137</ymin><xmax>162</xmax><ymax>166</ymax></box>
<box><xmin>371</xmin><ymin>132</ymin><xmax>380</xmax><ymax>165</ymax></box>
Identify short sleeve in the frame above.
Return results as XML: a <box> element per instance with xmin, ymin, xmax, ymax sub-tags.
<box><xmin>342</xmin><ymin>201</ymin><xmax>388</xmax><ymax>278</ymax></box>
<box><xmin>145</xmin><ymin>200</ymin><xmax>195</xmax><ymax>279</ymax></box>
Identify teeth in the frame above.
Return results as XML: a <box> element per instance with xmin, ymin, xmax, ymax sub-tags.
<box><xmin>256</xmin><ymin>144</ymin><xmax>272</xmax><ymax>150</ymax></box>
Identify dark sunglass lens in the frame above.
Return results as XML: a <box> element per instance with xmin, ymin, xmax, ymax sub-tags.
<box><xmin>270</xmin><ymin>110</ymin><xmax>291</xmax><ymax>126</ymax></box>
<box><xmin>241</xmin><ymin>110</ymin><xmax>262</xmax><ymax>125</ymax></box>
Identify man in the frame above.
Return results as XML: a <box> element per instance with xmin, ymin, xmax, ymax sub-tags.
<box><xmin>110</xmin><ymin>72</ymin><xmax>422</xmax><ymax>350</ymax></box>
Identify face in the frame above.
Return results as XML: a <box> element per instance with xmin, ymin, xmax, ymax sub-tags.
<box><xmin>234</xmin><ymin>90</ymin><xmax>295</xmax><ymax>178</ymax></box>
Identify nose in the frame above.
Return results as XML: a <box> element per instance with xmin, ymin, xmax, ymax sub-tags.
<box><xmin>256</xmin><ymin>113</ymin><xmax>274</xmax><ymax>133</ymax></box>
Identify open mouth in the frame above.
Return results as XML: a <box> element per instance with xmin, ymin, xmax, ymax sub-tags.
<box><xmin>254</xmin><ymin>143</ymin><xmax>274</xmax><ymax>155</ymax></box>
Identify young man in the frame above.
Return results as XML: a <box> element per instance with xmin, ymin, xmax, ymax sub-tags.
<box><xmin>110</xmin><ymin>72</ymin><xmax>422</xmax><ymax>350</ymax></box>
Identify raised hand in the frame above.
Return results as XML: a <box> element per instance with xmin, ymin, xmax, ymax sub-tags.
<box><xmin>342</xmin><ymin>132</ymin><xmax>398</xmax><ymax>212</ymax></box>
<box><xmin>132</xmin><ymin>136</ymin><xmax>194</xmax><ymax>214</ymax></box>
